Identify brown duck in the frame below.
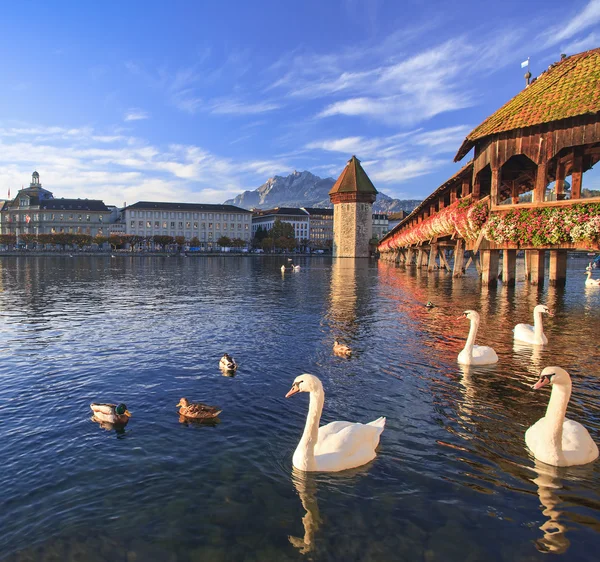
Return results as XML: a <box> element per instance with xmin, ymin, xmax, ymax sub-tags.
<box><xmin>176</xmin><ymin>398</ymin><xmax>222</xmax><ymax>420</ymax></box>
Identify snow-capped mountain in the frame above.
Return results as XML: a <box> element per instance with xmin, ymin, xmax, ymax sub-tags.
<box><xmin>224</xmin><ymin>170</ymin><xmax>420</xmax><ymax>214</ymax></box>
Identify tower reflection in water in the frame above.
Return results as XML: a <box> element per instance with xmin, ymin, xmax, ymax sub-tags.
<box><xmin>327</xmin><ymin>258</ymin><xmax>370</xmax><ymax>344</ymax></box>
<box><xmin>289</xmin><ymin>469</ymin><xmax>321</xmax><ymax>554</ymax></box>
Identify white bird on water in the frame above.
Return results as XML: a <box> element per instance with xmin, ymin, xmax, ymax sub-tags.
<box><xmin>526</xmin><ymin>367</ymin><xmax>598</xmax><ymax>467</ymax></box>
<box><xmin>285</xmin><ymin>374</ymin><xmax>385</xmax><ymax>472</ymax></box>
<box><xmin>457</xmin><ymin>310</ymin><xmax>498</xmax><ymax>366</ymax></box>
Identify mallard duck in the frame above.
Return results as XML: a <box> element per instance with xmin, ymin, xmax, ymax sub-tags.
<box><xmin>90</xmin><ymin>403</ymin><xmax>131</xmax><ymax>425</ymax></box>
<box><xmin>333</xmin><ymin>340</ymin><xmax>352</xmax><ymax>356</ymax></box>
<box><xmin>219</xmin><ymin>353</ymin><xmax>237</xmax><ymax>371</ymax></box>
<box><xmin>425</xmin><ymin>301</ymin><xmax>435</xmax><ymax>309</ymax></box>
<box><xmin>176</xmin><ymin>398</ymin><xmax>222</xmax><ymax>419</ymax></box>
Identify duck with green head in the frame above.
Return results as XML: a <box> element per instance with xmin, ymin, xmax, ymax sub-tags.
<box><xmin>90</xmin><ymin>403</ymin><xmax>132</xmax><ymax>425</ymax></box>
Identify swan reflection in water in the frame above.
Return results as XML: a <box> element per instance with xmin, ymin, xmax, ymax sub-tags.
<box><xmin>531</xmin><ymin>460</ymin><xmax>570</xmax><ymax>554</ymax></box>
<box><xmin>289</xmin><ymin>469</ymin><xmax>321</xmax><ymax>554</ymax></box>
<box><xmin>512</xmin><ymin>341</ymin><xmax>543</xmax><ymax>375</ymax></box>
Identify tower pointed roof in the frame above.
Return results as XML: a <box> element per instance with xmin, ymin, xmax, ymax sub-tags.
<box><xmin>329</xmin><ymin>155</ymin><xmax>378</xmax><ymax>196</ymax></box>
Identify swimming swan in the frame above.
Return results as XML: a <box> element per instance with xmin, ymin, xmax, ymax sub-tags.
<box><xmin>285</xmin><ymin>374</ymin><xmax>385</xmax><ymax>472</ymax></box>
<box><xmin>526</xmin><ymin>367</ymin><xmax>599</xmax><ymax>467</ymax></box>
<box><xmin>457</xmin><ymin>310</ymin><xmax>498</xmax><ymax>366</ymax></box>
<box><xmin>514</xmin><ymin>304</ymin><xmax>553</xmax><ymax>345</ymax></box>
<box><xmin>585</xmin><ymin>268</ymin><xmax>600</xmax><ymax>287</ymax></box>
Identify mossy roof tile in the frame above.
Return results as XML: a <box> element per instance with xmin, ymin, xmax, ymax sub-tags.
<box><xmin>455</xmin><ymin>47</ymin><xmax>600</xmax><ymax>161</ymax></box>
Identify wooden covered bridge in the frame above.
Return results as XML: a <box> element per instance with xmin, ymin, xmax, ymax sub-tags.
<box><xmin>378</xmin><ymin>47</ymin><xmax>600</xmax><ymax>287</ymax></box>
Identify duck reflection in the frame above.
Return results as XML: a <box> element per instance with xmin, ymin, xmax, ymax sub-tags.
<box><xmin>532</xmin><ymin>460</ymin><xmax>570</xmax><ymax>554</ymax></box>
<box><xmin>90</xmin><ymin>416</ymin><xmax>127</xmax><ymax>436</ymax></box>
<box><xmin>288</xmin><ymin>469</ymin><xmax>321</xmax><ymax>554</ymax></box>
<box><xmin>178</xmin><ymin>415</ymin><xmax>220</xmax><ymax>427</ymax></box>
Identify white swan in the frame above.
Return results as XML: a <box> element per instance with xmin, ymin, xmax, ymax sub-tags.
<box><xmin>292</xmin><ymin>264</ymin><xmax>301</xmax><ymax>271</ymax></box>
<box><xmin>457</xmin><ymin>310</ymin><xmax>498</xmax><ymax>365</ymax></box>
<box><xmin>585</xmin><ymin>268</ymin><xmax>600</xmax><ymax>287</ymax></box>
<box><xmin>514</xmin><ymin>304</ymin><xmax>553</xmax><ymax>345</ymax></box>
<box><xmin>285</xmin><ymin>374</ymin><xmax>385</xmax><ymax>472</ymax></box>
<box><xmin>526</xmin><ymin>367</ymin><xmax>599</xmax><ymax>467</ymax></box>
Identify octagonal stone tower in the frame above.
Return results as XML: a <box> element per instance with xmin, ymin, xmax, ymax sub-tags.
<box><xmin>329</xmin><ymin>156</ymin><xmax>378</xmax><ymax>258</ymax></box>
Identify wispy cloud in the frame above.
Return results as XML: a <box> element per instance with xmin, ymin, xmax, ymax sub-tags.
<box><xmin>210</xmin><ymin>99</ymin><xmax>281</xmax><ymax>115</ymax></box>
<box><xmin>0</xmin><ymin>124</ymin><xmax>289</xmax><ymax>205</ymax></box>
<box><xmin>542</xmin><ymin>0</ymin><xmax>600</xmax><ymax>48</ymax></box>
<box><xmin>124</xmin><ymin>109</ymin><xmax>149</xmax><ymax>122</ymax></box>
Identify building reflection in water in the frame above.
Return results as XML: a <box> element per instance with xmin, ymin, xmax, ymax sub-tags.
<box><xmin>327</xmin><ymin>259</ymin><xmax>370</xmax><ymax>343</ymax></box>
<box><xmin>288</xmin><ymin>469</ymin><xmax>321</xmax><ymax>554</ymax></box>
<box><xmin>532</xmin><ymin>460</ymin><xmax>570</xmax><ymax>554</ymax></box>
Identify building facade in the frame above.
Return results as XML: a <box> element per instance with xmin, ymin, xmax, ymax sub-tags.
<box><xmin>0</xmin><ymin>172</ymin><xmax>111</xmax><ymax>238</ymax></box>
<box><xmin>371</xmin><ymin>214</ymin><xmax>389</xmax><ymax>240</ymax></box>
<box><xmin>301</xmin><ymin>207</ymin><xmax>333</xmax><ymax>250</ymax></box>
<box><xmin>251</xmin><ymin>207</ymin><xmax>310</xmax><ymax>242</ymax></box>
<box><xmin>124</xmin><ymin>201</ymin><xmax>252</xmax><ymax>250</ymax></box>
<box><xmin>329</xmin><ymin>156</ymin><xmax>378</xmax><ymax>258</ymax></box>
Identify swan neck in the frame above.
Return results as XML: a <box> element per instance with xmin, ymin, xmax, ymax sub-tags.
<box><xmin>545</xmin><ymin>382</ymin><xmax>571</xmax><ymax>454</ymax></box>
<box><xmin>295</xmin><ymin>388</ymin><xmax>324</xmax><ymax>470</ymax></box>
<box><xmin>465</xmin><ymin>317</ymin><xmax>479</xmax><ymax>351</ymax></box>
<box><xmin>533</xmin><ymin>310</ymin><xmax>545</xmax><ymax>339</ymax></box>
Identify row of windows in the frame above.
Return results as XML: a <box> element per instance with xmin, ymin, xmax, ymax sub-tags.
<box><xmin>129</xmin><ymin>230</ymin><xmax>251</xmax><ymax>241</ymax></box>
<box><xmin>131</xmin><ymin>221</ymin><xmax>249</xmax><ymax>231</ymax></box>
<box><xmin>129</xmin><ymin>211</ymin><xmax>249</xmax><ymax>221</ymax></box>
<box><xmin>17</xmin><ymin>226</ymin><xmax>104</xmax><ymax>235</ymax></box>
<box><xmin>2</xmin><ymin>213</ymin><xmax>104</xmax><ymax>222</ymax></box>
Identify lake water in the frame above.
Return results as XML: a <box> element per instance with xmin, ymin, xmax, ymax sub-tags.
<box><xmin>1</xmin><ymin>255</ymin><xmax>599</xmax><ymax>561</ymax></box>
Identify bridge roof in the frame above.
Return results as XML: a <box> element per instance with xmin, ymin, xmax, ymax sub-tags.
<box><xmin>378</xmin><ymin>160</ymin><xmax>473</xmax><ymax>245</ymax></box>
<box><xmin>455</xmin><ymin>47</ymin><xmax>600</xmax><ymax>162</ymax></box>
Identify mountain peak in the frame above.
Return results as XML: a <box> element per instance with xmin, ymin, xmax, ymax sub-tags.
<box><xmin>224</xmin><ymin>170</ymin><xmax>420</xmax><ymax>214</ymax></box>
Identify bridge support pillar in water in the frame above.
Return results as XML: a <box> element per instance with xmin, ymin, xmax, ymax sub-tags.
<box><xmin>406</xmin><ymin>248</ymin><xmax>414</xmax><ymax>266</ymax></box>
<box><xmin>528</xmin><ymin>250</ymin><xmax>546</xmax><ymax>286</ymax></box>
<box><xmin>549</xmin><ymin>250</ymin><xmax>567</xmax><ymax>287</ymax></box>
<box><xmin>481</xmin><ymin>249</ymin><xmax>500</xmax><ymax>287</ymax></box>
<box><xmin>416</xmin><ymin>248</ymin><xmax>426</xmax><ymax>268</ymax></box>
<box><xmin>453</xmin><ymin>240</ymin><xmax>464</xmax><ymax>277</ymax></box>
<box><xmin>427</xmin><ymin>244</ymin><xmax>438</xmax><ymax>271</ymax></box>
<box><xmin>502</xmin><ymin>250</ymin><xmax>517</xmax><ymax>286</ymax></box>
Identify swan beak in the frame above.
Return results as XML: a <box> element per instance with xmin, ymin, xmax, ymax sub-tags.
<box><xmin>547</xmin><ymin>310</ymin><xmax>554</xmax><ymax>317</ymax></box>
<box><xmin>124</xmin><ymin>410</ymin><xmax>132</xmax><ymax>417</ymax></box>
<box><xmin>532</xmin><ymin>377</ymin><xmax>550</xmax><ymax>390</ymax></box>
<box><xmin>285</xmin><ymin>385</ymin><xmax>299</xmax><ymax>398</ymax></box>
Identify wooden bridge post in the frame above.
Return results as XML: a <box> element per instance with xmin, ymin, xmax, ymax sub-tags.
<box><xmin>406</xmin><ymin>248</ymin><xmax>414</xmax><ymax>266</ymax></box>
<box><xmin>529</xmin><ymin>250</ymin><xmax>546</xmax><ymax>286</ymax></box>
<box><xmin>453</xmin><ymin>239</ymin><xmax>465</xmax><ymax>277</ymax></box>
<box><xmin>481</xmin><ymin>249</ymin><xmax>499</xmax><ymax>286</ymax></box>
<box><xmin>571</xmin><ymin>147</ymin><xmax>583</xmax><ymax>200</ymax></box>
<box><xmin>428</xmin><ymin>242</ymin><xmax>438</xmax><ymax>271</ymax></box>
<box><xmin>534</xmin><ymin>161</ymin><xmax>548</xmax><ymax>204</ymax></box>
<box><xmin>502</xmin><ymin>249</ymin><xmax>517</xmax><ymax>286</ymax></box>
<box><xmin>491</xmin><ymin>167</ymin><xmax>502</xmax><ymax>206</ymax></box>
<box><xmin>549</xmin><ymin>250</ymin><xmax>567</xmax><ymax>287</ymax></box>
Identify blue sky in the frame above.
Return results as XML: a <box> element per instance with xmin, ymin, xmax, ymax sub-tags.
<box><xmin>1</xmin><ymin>0</ymin><xmax>599</xmax><ymax>206</ymax></box>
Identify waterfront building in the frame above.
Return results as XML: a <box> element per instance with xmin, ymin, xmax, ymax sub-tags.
<box><xmin>124</xmin><ymin>201</ymin><xmax>252</xmax><ymax>251</ymax></box>
<box><xmin>251</xmin><ymin>207</ymin><xmax>310</xmax><ymax>243</ymax></box>
<box><xmin>0</xmin><ymin>171</ymin><xmax>111</xmax><ymax>238</ymax></box>
<box><xmin>387</xmin><ymin>211</ymin><xmax>407</xmax><ymax>231</ymax></box>
<box><xmin>329</xmin><ymin>156</ymin><xmax>378</xmax><ymax>258</ymax></box>
<box><xmin>371</xmin><ymin>213</ymin><xmax>389</xmax><ymax>241</ymax></box>
<box><xmin>301</xmin><ymin>207</ymin><xmax>333</xmax><ymax>250</ymax></box>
